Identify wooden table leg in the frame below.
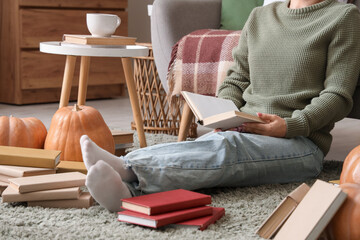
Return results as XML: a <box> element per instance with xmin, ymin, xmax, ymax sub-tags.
<box><xmin>121</xmin><ymin>57</ymin><xmax>147</xmax><ymax>148</ymax></box>
<box><xmin>77</xmin><ymin>56</ymin><xmax>91</xmax><ymax>106</ymax></box>
<box><xmin>59</xmin><ymin>55</ymin><xmax>77</xmax><ymax>109</ymax></box>
<box><xmin>178</xmin><ymin>102</ymin><xmax>194</xmax><ymax>141</ymax></box>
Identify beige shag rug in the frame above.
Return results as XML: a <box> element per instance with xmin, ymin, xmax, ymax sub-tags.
<box><xmin>0</xmin><ymin>132</ymin><xmax>342</xmax><ymax>240</ymax></box>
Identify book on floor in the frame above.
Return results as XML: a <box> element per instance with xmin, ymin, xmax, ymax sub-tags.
<box><xmin>121</xmin><ymin>189</ymin><xmax>212</xmax><ymax>215</ymax></box>
<box><xmin>257</xmin><ymin>183</ymin><xmax>310</xmax><ymax>239</ymax></box>
<box><xmin>56</xmin><ymin>161</ymin><xmax>87</xmax><ymax>174</ymax></box>
<box><xmin>27</xmin><ymin>191</ymin><xmax>93</xmax><ymax>209</ymax></box>
<box><xmin>181</xmin><ymin>91</ymin><xmax>264</xmax><ymax>130</ymax></box>
<box><xmin>111</xmin><ymin>130</ymin><xmax>134</xmax><ymax>156</ymax></box>
<box><xmin>118</xmin><ymin>206</ymin><xmax>213</xmax><ymax>228</ymax></box>
<box><xmin>0</xmin><ymin>173</ymin><xmax>17</xmax><ymax>183</ymax></box>
<box><xmin>176</xmin><ymin>207</ymin><xmax>225</xmax><ymax>230</ymax></box>
<box><xmin>2</xmin><ymin>186</ymin><xmax>81</xmax><ymax>203</ymax></box>
<box><xmin>62</xmin><ymin>34</ymin><xmax>136</xmax><ymax>45</ymax></box>
<box><xmin>273</xmin><ymin>180</ymin><xmax>347</xmax><ymax>240</ymax></box>
<box><xmin>0</xmin><ymin>180</ymin><xmax>7</xmax><ymax>195</ymax></box>
<box><xmin>111</xmin><ymin>130</ymin><xmax>134</xmax><ymax>145</ymax></box>
<box><xmin>8</xmin><ymin>172</ymin><xmax>86</xmax><ymax>193</ymax></box>
<box><xmin>0</xmin><ymin>165</ymin><xmax>56</xmax><ymax>177</ymax></box>
<box><xmin>0</xmin><ymin>146</ymin><xmax>61</xmax><ymax>168</ymax></box>
<box><xmin>0</xmin><ymin>166</ymin><xmax>56</xmax><ymax>183</ymax></box>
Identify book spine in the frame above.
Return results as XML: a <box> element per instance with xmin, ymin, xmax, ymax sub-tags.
<box><xmin>2</xmin><ymin>188</ymin><xmax>81</xmax><ymax>202</ymax></box>
<box><xmin>199</xmin><ymin>208</ymin><xmax>225</xmax><ymax>231</ymax></box>
<box><xmin>0</xmin><ymin>155</ymin><xmax>55</xmax><ymax>168</ymax></box>
<box><xmin>0</xmin><ymin>168</ymin><xmax>24</xmax><ymax>177</ymax></box>
<box><xmin>0</xmin><ymin>174</ymin><xmax>11</xmax><ymax>183</ymax></box>
<box><xmin>27</xmin><ymin>193</ymin><xmax>93</xmax><ymax>209</ymax></box>
<box><xmin>156</xmin><ymin>207</ymin><xmax>213</xmax><ymax>228</ymax></box>
<box><xmin>151</xmin><ymin>197</ymin><xmax>212</xmax><ymax>215</ymax></box>
<box><xmin>16</xmin><ymin>179</ymin><xmax>86</xmax><ymax>193</ymax></box>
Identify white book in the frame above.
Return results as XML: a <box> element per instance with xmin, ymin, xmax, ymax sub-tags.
<box><xmin>181</xmin><ymin>91</ymin><xmax>263</xmax><ymax>130</ymax></box>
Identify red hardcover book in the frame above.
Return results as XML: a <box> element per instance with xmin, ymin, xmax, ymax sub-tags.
<box><xmin>118</xmin><ymin>206</ymin><xmax>213</xmax><ymax>228</ymax></box>
<box><xmin>176</xmin><ymin>207</ymin><xmax>225</xmax><ymax>230</ymax></box>
<box><xmin>121</xmin><ymin>189</ymin><xmax>211</xmax><ymax>215</ymax></box>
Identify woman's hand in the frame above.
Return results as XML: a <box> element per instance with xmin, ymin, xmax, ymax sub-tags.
<box><xmin>214</xmin><ymin>113</ymin><xmax>287</xmax><ymax>138</ymax></box>
<box><xmin>242</xmin><ymin>113</ymin><xmax>287</xmax><ymax>137</ymax></box>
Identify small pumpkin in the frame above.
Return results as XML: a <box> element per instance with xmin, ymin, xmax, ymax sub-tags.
<box><xmin>0</xmin><ymin>115</ymin><xmax>47</xmax><ymax>148</ymax></box>
<box><xmin>328</xmin><ymin>183</ymin><xmax>360</xmax><ymax>240</ymax></box>
<box><xmin>44</xmin><ymin>104</ymin><xmax>114</xmax><ymax>162</ymax></box>
<box><xmin>340</xmin><ymin>145</ymin><xmax>360</xmax><ymax>184</ymax></box>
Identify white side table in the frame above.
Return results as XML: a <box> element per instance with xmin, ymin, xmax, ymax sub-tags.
<box><xmin>40</xmin><ymin>41</ymin><xmax>149</xmax><ymax>148</ymax></box>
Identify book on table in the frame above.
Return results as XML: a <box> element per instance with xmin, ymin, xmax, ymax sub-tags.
<box><xmin>121</xmin><ymin>189</ymin><xmax>212</xmax><ymax>215</ymax></box>
<box><xmin>2</xmin><ymin>186</ymin><xmax>81</xmax><ymax>203</ymax></box>
<box><xmin>0</xmin><ymin>146</ymin><xmax>61</xmax><ymax>168</ymax></box>
<box><xmin>8</xmin><ymin>172</ymin><xmax>86</xmax><ymax>193</ymax></box>
<box><xmin>175</xmin><ymin>207</ymin><xmax>225</xmax><ymax>231</ymax></box>
<box><xmin>181</xmin><ymin>91</ymin><xmax>264</xmax><ymax>130</ymax></box>
<box><xmin>257</xmin><ymin>183</ymin><xmax>310</xmax><ymax>239</ymax></box>
<box><xmin>118</xmin><ymin>206</ymin><xmax>213</xmax><ymax>229</ymax></box>
<box><xmin>273</xmin><ymin>180</ymin><xmax>347</xmax><ymax>240</ymax></box>
<box><xmin>62</xmin><ymin>34</ymin><xmax>137</xmax><ymax>46</ymax></box>
<box><xmin>27</xmin><ymin>191</ymin><xmax>93</xmax><ymax>209</ymax></box>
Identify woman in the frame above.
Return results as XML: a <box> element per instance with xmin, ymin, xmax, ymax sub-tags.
<box><xmin>81</xmin><ymin>0</ymin><xmax>360</xmax><ymax>212</ymax></box>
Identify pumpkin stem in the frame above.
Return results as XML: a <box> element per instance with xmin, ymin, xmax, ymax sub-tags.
<box><xmin>10</xmin><ymin>115</ymin><xmax>13</xmax><ymax>118</ymax></box>
<box><xmin>73</xmin><ymin>104</ymin><xmax>82</xmax><ymax>112</ymax></box>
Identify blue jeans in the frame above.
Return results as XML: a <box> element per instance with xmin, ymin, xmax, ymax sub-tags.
<box><xmin>124</xmin><ymin>131</ymin><xmax>323</xmax><ymax>196</ymax></box>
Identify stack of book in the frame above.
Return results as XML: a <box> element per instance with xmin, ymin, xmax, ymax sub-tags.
<box><xmin>0</xmin><ymin>165</ymin><xmax>56</xmax><ymax>194</ymax></box>
<box><xmin>0</xmin><ymin>146</ymin><xmax>62</xmax><ymax>194</ymax></box>
<box><xmin>2</xmin><ymin>172</ymin><xmax>92</xmax><ymax>209</ymax></box>
<box><xmin>118</xmin><ymin>189</ymin><xmax>225</xmax><ymax>230</ymax></box>
<box><xmin>257</xmin><ymin>180</ymin><xmax>348</xmax><ymax>240</ymax></box>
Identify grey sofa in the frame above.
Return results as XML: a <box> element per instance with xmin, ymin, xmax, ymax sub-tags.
<box><xmin>150</xmin><ymin>0</ymin><xmax>360</xmax><ymax>140</ymax></box>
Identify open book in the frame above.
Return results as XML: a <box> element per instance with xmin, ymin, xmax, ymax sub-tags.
<box><xmin>181</xmin><ymin>91</ymin><xmax>263</xmax><ymax>130</ymax></box>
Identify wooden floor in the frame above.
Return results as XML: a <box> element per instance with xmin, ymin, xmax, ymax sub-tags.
<box><xmin>0</xmin><ymin>96</ymin><xmax>359</xmax><ymax>161</ymax></box>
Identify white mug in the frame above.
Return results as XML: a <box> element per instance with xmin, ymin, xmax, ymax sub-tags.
<box><xmin>86</xmin><ymin>13</ymin><xmax>121</xmax><ymax>37</ymax></box>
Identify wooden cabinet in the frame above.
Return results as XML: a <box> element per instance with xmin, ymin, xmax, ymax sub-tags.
<box><xmin>0</xmin><ymin>0</ymin><xmax>128</xmax><ymax>104</ymax></box>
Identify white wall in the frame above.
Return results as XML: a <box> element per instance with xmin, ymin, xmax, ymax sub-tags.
<box><xmin>128</xmin><ymin>0</ymin><xmax>154</xmax><ymax>43</ymax></box>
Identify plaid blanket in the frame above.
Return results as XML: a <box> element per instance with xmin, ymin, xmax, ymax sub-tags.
<box><xmin>167</xmin><ymin>29</ymin><xmax>241</xmax><ymax>97</ymax></box>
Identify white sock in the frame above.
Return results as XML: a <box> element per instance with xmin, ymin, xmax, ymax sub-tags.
<box><xmin>80</xmin><ymin>135</ymin><xmax>137</xmax><ymax>182</ymax></box>
<box><xmin>86</xmin><ymin>160</ymin><xmax>132</xmax><ymax>212</ymax></box>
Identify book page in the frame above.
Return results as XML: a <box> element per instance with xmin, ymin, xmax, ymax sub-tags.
<box><xmin>181</xmin><ymin>91</ymin><xmax>238</xmax><ymax>120</ymax></box>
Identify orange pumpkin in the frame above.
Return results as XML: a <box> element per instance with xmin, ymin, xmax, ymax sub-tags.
<box><xmin>340</xmin><ymin>145</ymin><xmax>360</xmax><ymax>184</ymax></box>
<box><xmin>0</xmin><ymin>115</ymin><xmax>47</xmax><ymax>148</ymax></box>
<box><xmin>44</xmin><ymin>105</ymin><xmax>115</xmax><ymax>162</ymax></box>
<box><xmin>328</xmin><ymin>183</ymin><xmax>360</xmax><ymax>240</ymax></box>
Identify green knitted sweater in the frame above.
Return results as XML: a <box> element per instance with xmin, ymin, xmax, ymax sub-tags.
<box><xmin>218</xmin><ymin>0</ymin><xmax>360</xmax><ymax>155</ymax></box>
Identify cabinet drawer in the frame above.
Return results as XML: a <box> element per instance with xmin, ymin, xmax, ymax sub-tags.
<box><xmin>19</xmin><ymin>0</ymin><xmax>127</xmax><ymax>9</ymax></box>
<box><xmin>20</xmin><ymin>9</ymin><xmax>128</xmax><ymax>48</ymax></box>
<box><xmin>21</xmin><ymin>50</ymin><xmax>125</xmax><ymax>89</ymax></box>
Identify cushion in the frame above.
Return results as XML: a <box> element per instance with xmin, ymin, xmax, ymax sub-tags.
<box><xmin>167</xmin><ymin>29</ymin><xmax>241</xmax><ymax>97</ymax></box>
<box><xmin>220</xmin><ymin>0</ymin><xmax>264</xmax><ymax>30</ymax></box>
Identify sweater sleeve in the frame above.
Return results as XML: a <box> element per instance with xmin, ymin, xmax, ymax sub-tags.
<box><xmin>285</xmin><ymin>6</ymin><xmax>360</xmax><ymax>138</ymax></box>
<box><xmin>217</xmin><ymin>16</ymin><xmax>252</xmax><ymax>109</ymax></box>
